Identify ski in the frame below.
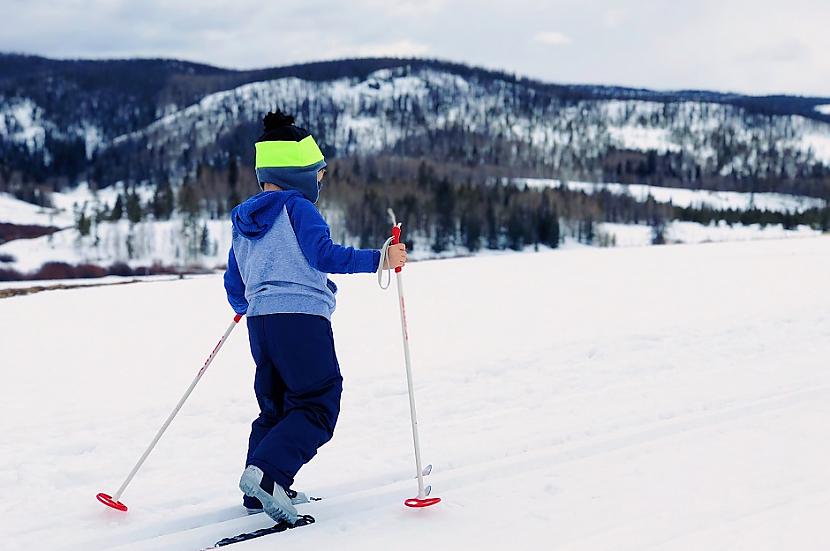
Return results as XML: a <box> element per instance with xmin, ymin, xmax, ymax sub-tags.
<box><xmin>210</xmin><ymin>514</ymin><xmax>315</xmax><ymax>548</ymax></box>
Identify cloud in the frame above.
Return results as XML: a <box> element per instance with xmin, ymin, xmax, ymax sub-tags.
<box><xmin>736</xmin><ymin>39</ymin><xmax>809</xmax><ymax>64</ymax></box>
<box><xmin>602</xmin><ymin>8</ymin><xmax>625</xmax><ymax>29</ymax></box>
<box><xmin>357</xmin><ymin>0</ymin><xmax>446</xmax><ymax>17</ymax></box>
<box><xmin>1</xmin><ymin>0</ymin><xmax>829</xmax><ymax>95</ymax></box>
<box><xmin>533</xmin><ymin>31</ymin><xmax>571</xmax><ymax>46</ymax></box>
<box><xmin>349</xmin><ymin>39</ymin><xmax>431</xmax><ymax>58</ymax></box>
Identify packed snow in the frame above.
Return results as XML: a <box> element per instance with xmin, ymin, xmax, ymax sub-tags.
<box><xmin>0</xmin><ymin>274</ymin><xmax>183</xmax><ymax>291</ymax></box>
<box><xmin>515</xmin><ymin>178</ymin><xmax>827</xmax><ymax>213</ymax></box>
<box><xmin>1</xmin><ymin>236</ymin><xmax>829</xmax><ymax>550</ymax></box>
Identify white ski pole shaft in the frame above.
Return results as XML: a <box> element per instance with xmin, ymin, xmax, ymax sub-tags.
<box><xmin>391</xmin><ymin>226</ymin><xmax>426</xmax><ymax>499</ymax></box>
<box><xmin>111</xmin><ymin>314</ymin><xmax>243</xmax><ymax>502</ymax></box>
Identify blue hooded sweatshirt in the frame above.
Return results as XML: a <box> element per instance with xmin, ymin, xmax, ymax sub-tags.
<box><xmin>223</xmin><ymin>190</ymin><xmax>381</xmax><ymax>319</ymax></box>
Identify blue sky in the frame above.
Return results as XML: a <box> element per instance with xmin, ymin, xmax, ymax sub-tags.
<box><xmin>1</xmin><ymin>0</ymin><xmax>828</xmax><ymax>96</ymax></box>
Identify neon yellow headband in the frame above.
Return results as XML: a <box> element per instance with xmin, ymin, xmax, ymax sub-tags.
<box><xmin>254</xmin><ymin>135</ymin><xmax>324</xmax><ymax>168</ymax></box>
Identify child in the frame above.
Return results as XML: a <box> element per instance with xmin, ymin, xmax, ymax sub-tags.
<box><xmin>223</xmin><ymin>110</ymin><xmax>406</xmax><ymax>523</ymax></box>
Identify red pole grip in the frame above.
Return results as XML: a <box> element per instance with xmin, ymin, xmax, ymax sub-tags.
<box><xmin>391</xmin><ymin>224</ymin><xmax>402</xmax><ymax>273</ymax></box>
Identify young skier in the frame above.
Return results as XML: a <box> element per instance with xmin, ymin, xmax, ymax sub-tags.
<box><xmin>223</xmin><ymin>110</ymin><xmax>407</xmax><ymax>524</ymax></box>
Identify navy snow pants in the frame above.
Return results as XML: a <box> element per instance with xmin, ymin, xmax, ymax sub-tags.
<box><xmin>245</xmin><ymin>313</ymin><xmax>343</xmax><ymax>489</ymax></box>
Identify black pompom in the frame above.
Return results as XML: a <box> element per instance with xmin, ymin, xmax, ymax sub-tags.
<box><xmin>263</xmin><ymin>110</ymin><xmax>295</xmax><ymax>131</ymax></box>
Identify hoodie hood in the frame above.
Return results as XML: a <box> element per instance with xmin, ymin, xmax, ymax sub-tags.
<box><xmin>231</xmin><ymin>190</ymin><xmax>302</xmax><ymax>240</ymax></box>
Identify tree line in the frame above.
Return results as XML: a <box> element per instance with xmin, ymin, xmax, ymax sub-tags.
<box><xmin>65</xmin><ymin>155</ymin><xmax>830</xmax><ymax>257</ymax></box>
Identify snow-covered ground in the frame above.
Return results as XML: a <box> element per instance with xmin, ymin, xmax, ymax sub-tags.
<box><xmin>598</xmin><ymin>220</ymin><xmax>821</xmax><ymax>247</ymax></box>
<box><xmin>1</xmin><ymin>236</ymin><xmax>829</xmax><ymax>550</ymax></box>
<box><xmin>0</xmin><ymin>274</ymin><xmax>202</xmax><ymax>291</ymax></box>
<box><xmin>0</xmin><ymin>183</ymin><xmax>155</xmax><ymax>229</ymax></box>
<box><xmin>0</xmin><ymin>218</ymin><xmax>232</xmax><ymax>273</ymax></box>
<box><xmin>0</xmin><ymin>192</ymin><xmax>72</xmax><ymax>227</ymax></box>
<box><xmin>515</xmin><ymin>178</ymin><xmax>827</xmax><ymax>213</ymax></box>
<box><xmin>0</xmin><ymin>184</ymin><xmax>229</xmax><ymax>273</ymax></box>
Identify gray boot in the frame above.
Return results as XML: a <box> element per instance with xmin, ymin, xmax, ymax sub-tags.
<box><xmin>239</xmin><ymin>465</ymin><xmax>299</xmax><ymax>523</ymax></box>
<box><xmin>244</xmin><ymin>488</ymin><xmax>310</xmax><ymax>515</ymax></box>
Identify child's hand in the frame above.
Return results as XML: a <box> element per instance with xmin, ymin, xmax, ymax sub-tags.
<box><xmin>385</xmin><ymin>243</ymin><xmax>407</xmax><ymax>269</ymax></box>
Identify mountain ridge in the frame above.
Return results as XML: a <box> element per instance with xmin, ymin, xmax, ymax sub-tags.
<box><xmin>3</xmin><ymin>52</ymin><xmax>829</xmax><ymax>122</ymax></box>
<box><xmin>2</xmin><ymin>52</ymin><xmax>830</xmax><ymax>200</ymax></box>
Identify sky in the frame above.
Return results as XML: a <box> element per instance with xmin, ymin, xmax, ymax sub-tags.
<box><xmin>1</xmin><ymin>0</ymin><xmax>829</xmax><ymax>97</ymax></box>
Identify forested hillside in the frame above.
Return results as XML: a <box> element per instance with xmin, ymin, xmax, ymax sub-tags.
<box><xmin>1</xmin><ymin>54</ymin><xmax>828</xmax><ymax>279</ymax></box>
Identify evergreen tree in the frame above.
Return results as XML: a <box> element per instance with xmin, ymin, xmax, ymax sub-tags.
<box><xmin>227</xmin><ymin>156</ymin><xmax>241</xmax><ymax>212</ymax></box>
<box><xmin>152</xmin><ymin>179</ymin><xmax>175</xmax><ymax>220</ymax></box>
<box><xmin>537</xmin><ymin>201</ymin><xmax>560</xmax><ymax>249</ymax></box>
<box><xmin>432</xmin><ymin>178</ymin><xmax>455</xmax><ymax>253</ymax></box>
<box><xmin>178</xmin><ymin>180</ymin><xmax>201</xmax><ymax>219</ymax></box>
<box><xmin>460</xmin><ymin>210</ymin><xmax>483</xmax><ymax>252</ymax></box>
<box><xmin>581</xmin><ymin>218</ymin><xmax>595</xmax><ymax>245</ymax></box>
<box><xmin>76</xmin><ymin>210</ymin><xmax>91</xmax><ymax>236</ymax></box>
<box><xmin>110</xmin><ymin>194</ymin><xmax>124</xmax><ymax>221</ymax></box>
<box><xmin>485</xmin><ymin>196</ymin><xmax>500</xmax><ymax>250</ymax></box>
<box><xmin>200</xmin><ymin>223</ymin><xmax>212</xmax><ymax>256</ymax></box>
<box><xmin>126</xmin><ymin>190</ymin><xmax>143</xmax><ymax>223</ymax></box>
<box><xmin>651</xmin><ymin>212</ymin><xmax>666</xmax><ymax>245</ymax></box>
<box><xmin>506</xmin><ymin>207</ymin><xmax>525</xmax><ymax>251</ymax></box>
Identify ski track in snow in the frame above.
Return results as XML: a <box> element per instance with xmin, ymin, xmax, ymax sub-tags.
<box><xmin>1</xmin><ymin>237</ymin><xmax>829</xmax><ymax>550</ymax></box>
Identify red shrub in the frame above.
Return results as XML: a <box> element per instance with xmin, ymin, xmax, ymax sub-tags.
<box><xmin>0</xmin><ymin>267</ymin><xmax>24</xmax><ymax>281</ymax></box>
<box><xmin>75</xmin><ymin>264</ymin><xmax>108</xmax><ymax>279</ymax></box>
<box><xmin>107</xmin><ymin>262</ymin><xmax>134</xmax><ymax>277</ymax></box>
<box><xmin>33</xmin><ymin>262</ymin><xmax>77</xmax><ymax>280</ymax></box>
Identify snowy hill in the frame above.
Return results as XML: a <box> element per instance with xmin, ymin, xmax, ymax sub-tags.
<box><xmin>86</xmin><ymin>67</ymin><xmax>830</xmax><ymax>191</ymax></box>
<box><xmin>2</xmin><ymin>54</ymin><xmax>830</xmax><ymax>199</ymax></box>
<box><xmin>2</xmin><ymin>237</ymin><xmax>829</xmax><ymax>550</ymax></box>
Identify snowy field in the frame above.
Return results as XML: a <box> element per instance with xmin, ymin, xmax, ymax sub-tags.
<box><xmin>1</xmin><ymin>237</ymin><xmax>830</xmax><ymax>550</ymax></box>
<box><xmin>0</xmin><ymin>184</ymin><xmax>155</xmax><ymax>228</ymax></box>
<box><xmin>515</xmin><ymin>178</ymin><xmax>827</xmax><ymax>213</ymax></box>
<box><xmin>598</xmin><ymin>221</ymin><xmax>821</xmax><ymax>247</ymax></box>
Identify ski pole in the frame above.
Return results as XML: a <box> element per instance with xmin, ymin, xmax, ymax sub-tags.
<box><xmin>96</xmin><ymin>313</ymin><xmax>244</xmax><ymax>512</ymax></box>
<box><xmin>379</xmin><ymin>213</ymin><xmax>441</xmax><ymax>509</ymax></box>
